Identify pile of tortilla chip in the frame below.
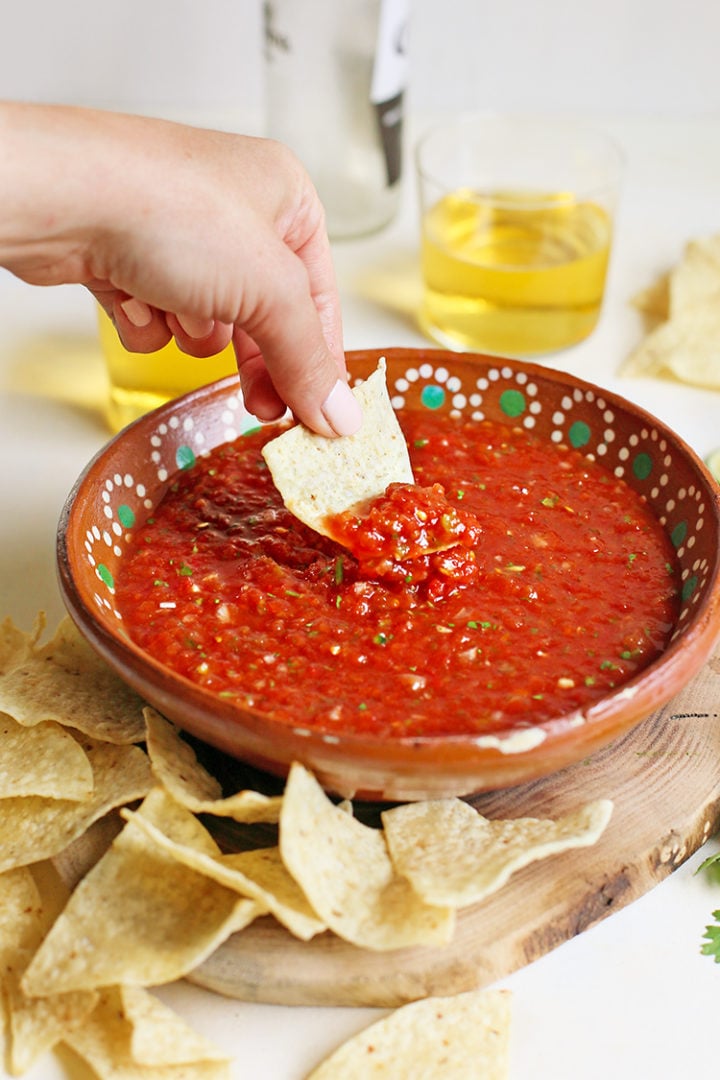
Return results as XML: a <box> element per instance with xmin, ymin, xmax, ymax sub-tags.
<box><xmin>622</xmin><ymin>233</ymin><xmax>720</xmax><ymax>390</ymax></box>
<box><xmin>0</xmin><ymin>612</ymin><xmax>613</xmax><ymax>1078</ymax></box>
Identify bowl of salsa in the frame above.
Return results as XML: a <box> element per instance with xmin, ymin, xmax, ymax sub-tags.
<box><xmin>57</xmin><ymin>349</ymin><xmax>720</xmax><ymax>800</ymax></box>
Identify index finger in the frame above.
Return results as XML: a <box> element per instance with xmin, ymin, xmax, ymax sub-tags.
<box><xmin>233</xmin><ymin>237</ymin><xmax>360</xmax><ymax>438</ymax></box>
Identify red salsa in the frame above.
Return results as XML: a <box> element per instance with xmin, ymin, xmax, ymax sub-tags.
<box><xmin>117</xmin><ymin>413</ymin><xmax>680</xmax><ymax>739</ymax></box>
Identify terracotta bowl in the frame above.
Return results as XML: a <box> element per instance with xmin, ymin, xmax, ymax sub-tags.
<box><xmin>57</xmin><ymin>348</ymin><xmax>720</xmax><ymax>801</ymax></box>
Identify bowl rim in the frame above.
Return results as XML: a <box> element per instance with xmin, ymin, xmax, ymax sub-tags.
<box><xmin>56</xmin><ymin>348</ymin><xmax>720</xmax><ymax>795</ymax></box>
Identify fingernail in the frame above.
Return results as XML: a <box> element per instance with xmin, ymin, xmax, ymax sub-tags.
<box><xmin>119</xmin><ymin>298</ymin><xmax>153</xmax><ymax>328</ymax></box>
<box><xmin>321</xmin><ymin>379</ymin><xmax>363</xmax><ymax>437</ymax></box>
<box><xmin>176</xmin><ymin>314</ymin><xmax>215</xmax><ymax>339</ymax></box>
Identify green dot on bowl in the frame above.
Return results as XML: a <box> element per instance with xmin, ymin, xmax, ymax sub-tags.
<box><xmin>500</xmin><ymin>389</ymin><xmax>526</xmax><ymax>418</ymax></box>
<box><xmin>568</xmin><ymin>421</ymin><xmax>591</xmax><ymax>448</ymax></box>
<box><xmin>97</xmin><ymin>564</ymin><xmax>114</xmax><ymax>590</ymax></box>
<box><xmin>632</xmin><ymin>452</ymin><xmax>653</xmax><ymax>480</ymax></box>
<box><xmin>421</xmin><ymin>384</ymin><xmax>445</xmax><ymax>410</ymax></box>
<box><xmin>176</xmin><ymin>445</ymin><xmax>196</xmax><ymax>470</ymax></box>
<box><xmin>117</xmin><ymin>504</ymin><xmax>135</xmax><ymax>529</ymax></box>
<box><xmin>670</xmin><ymin>521</ymin><xmax>688</xmax><ymax>548</ymax></box>
<box><xmin>682</xmin><ymin>574</ymin><xmax>698</xmax><ymax>602</ymax></box>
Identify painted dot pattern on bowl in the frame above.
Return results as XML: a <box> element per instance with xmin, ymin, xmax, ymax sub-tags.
<box><xmin>82</xmin><ymin>359</ymin><xmax>715</xmax><ymax>645</ymax></box>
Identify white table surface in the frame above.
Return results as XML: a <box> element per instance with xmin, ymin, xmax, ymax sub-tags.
<box><xmin>1</xmin><ymin>113</ymin><xmax>719</xmax><ymax>1079</ymax></box>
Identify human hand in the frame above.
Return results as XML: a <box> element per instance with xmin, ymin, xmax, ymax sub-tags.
<box><xmin>0</xmin><ymin>103</ymin><xmax>361</xmax><ymax>437</ymax></box>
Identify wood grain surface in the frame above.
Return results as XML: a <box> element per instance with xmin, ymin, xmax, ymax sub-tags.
<box><xmin>188</xmin><ymin>643</ymin><xmax>720</xmax><ymax>1007</ymax></box>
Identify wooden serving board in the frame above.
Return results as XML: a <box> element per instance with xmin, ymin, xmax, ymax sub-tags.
<box><xmin>188</xmin><ymin>643</ymin><xmax>720</xmax><ymax>1008</ymax></box>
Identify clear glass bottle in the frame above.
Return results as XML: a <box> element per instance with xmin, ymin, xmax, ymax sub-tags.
<box><xmin>263</xmin><ymin>0</ymin><xmax>410</xmax><ymax>239</ymax></box>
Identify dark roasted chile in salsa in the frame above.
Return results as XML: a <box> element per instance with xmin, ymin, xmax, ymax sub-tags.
<box><xmin>117</xmin><ymin>413</ymin><xmax>680</xmax><ymax>739</ymax></box>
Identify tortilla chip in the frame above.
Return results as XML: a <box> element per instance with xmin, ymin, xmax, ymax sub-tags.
<box><xmin>382</xmin><ymin>797</ymin><xmax>613</xmax><ymax>908</ymax></box>
<box><xmin>0</xmin><ymin>617</ymin><xmax>146</xmax><ymax>743</ymax></box>
<box><xmin>625</xmin><ymin>234</ymin><xmax>720</xmax><ymax>388</ymax></box>
<box><xmin>622</xmin><ymin>307</ymin><xmax>720</xmax><ymax>388</ymax></box>
<box><xmin>669</xmin><ymin>235</ymin><xmax>720</xmax><ymax>315</ymax></box>
<box><xmin>63</xmin><ymin>986</ymin><xmax>231</xmax><ymax>1079</ymax></box>
<box><xmin>5</xmin><ymin>981</ymin><xmax>98</xmax><ymax>1076</ymax></box>
<box><xmin>279</xmin><ymin>763</ymin><xmax>454</xmax><ymax>950</ymax></box>
<box><xmin>20</xmin><ymin>790</ymin><xmax>261</xmax><ymax>997</ymax></box>
<box><xmin>121</xmin><ymin>806</ymin><xmax>325</xmax><ymax>940</ymax></box>
<box><xmin>144</xmin><ymin>707</ymin><xmax>281</xmax><ymax>824</ymax></box>
<box><xmin>0</xmin><ymin>715</ymin><xmax>94</xmax><ymax>801</ymax></box>
<box><xmin>0</xmin><ymin>742</ymin><xmax>153</xmax><ymax>874</ymax></box>
<box><xmin>0</xmin><ymin>867</ymin><xmax>98</xmax><ymax>1075</ymax></box>
<box><xmin>261</xmin><ymin>358</ymin><xmax>414</xmax><ymax>536</ymax></box>
<box><xmin>120</xmin><ymin>985</ymin><xmax>230</xmax><ymax>1067</ymax></box>
<box><xmin>631</xmin><ymin>272</ymin><xmax>670</xmax><ymax>321</ymax></box>
<box><xmin>306</xmin><ymin>988</ymin><xmax>512</xmax><ymax>1080</ymax></box>
<box><xmin>0</xmin><ymin>615</ymin><xmax>43</xmax><ymax>675</ymax></box>
<box><xmin>0</xmin><ymin>866</ymin><xmax>45</xmax><ymax>975</ymax></box>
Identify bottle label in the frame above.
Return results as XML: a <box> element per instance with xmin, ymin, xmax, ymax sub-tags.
<box><xmin>371</xmin><ymin>0</ymin><xmax>409</xmax><ymax>187</ymax></box>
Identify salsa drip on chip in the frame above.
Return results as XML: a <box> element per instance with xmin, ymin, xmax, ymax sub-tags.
<box><xmin>327</xmin><ymin>480</ymin><xmax>484</xmax><ymax>586</ymax></box>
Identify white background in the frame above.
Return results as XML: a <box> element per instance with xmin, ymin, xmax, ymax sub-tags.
<box><xmin>1</xmin><ymin>4</ymin><xmax>720</xmax><ymax>1080</ymax></box>
<box><xmin>1</xmin><ymin>0</ymin><xmax>719</xmax><ymax>121</ymax></box>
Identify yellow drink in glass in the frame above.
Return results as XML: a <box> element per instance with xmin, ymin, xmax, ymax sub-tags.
<box><xmin>415</xmin><ymin>114</ymin><xmax>623</xmax><ymax>357</ymax></box>
<box><xmin>98</xmin><ymin>307</ymin><xmax>237</xmax><ymax>432</ymax></box>
<box><xmin>420</xmin><ymin>189</ymin><xmax>612</xmax><ymax>355</ymax></box>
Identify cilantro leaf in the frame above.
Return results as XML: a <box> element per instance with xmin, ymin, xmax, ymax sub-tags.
<box><xmin>701</xmin><ymin>911</ymin><xmax>720</xmax><ymax>962</ymax></box>
<box><xmin>696</xmin><ymin>851</ymin><xmax>720</xmax><ymax>886</ymax></box>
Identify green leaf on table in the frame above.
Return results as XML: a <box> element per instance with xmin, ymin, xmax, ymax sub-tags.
<box><xmin>695</xmin><ymin>850</ymin><xmax>720</xmax><ymax>885</ymax></box>
<box><xmin>700</xmin><ymin>911</ymin><xmax>720</xmax><ymax>962</ymax></box>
